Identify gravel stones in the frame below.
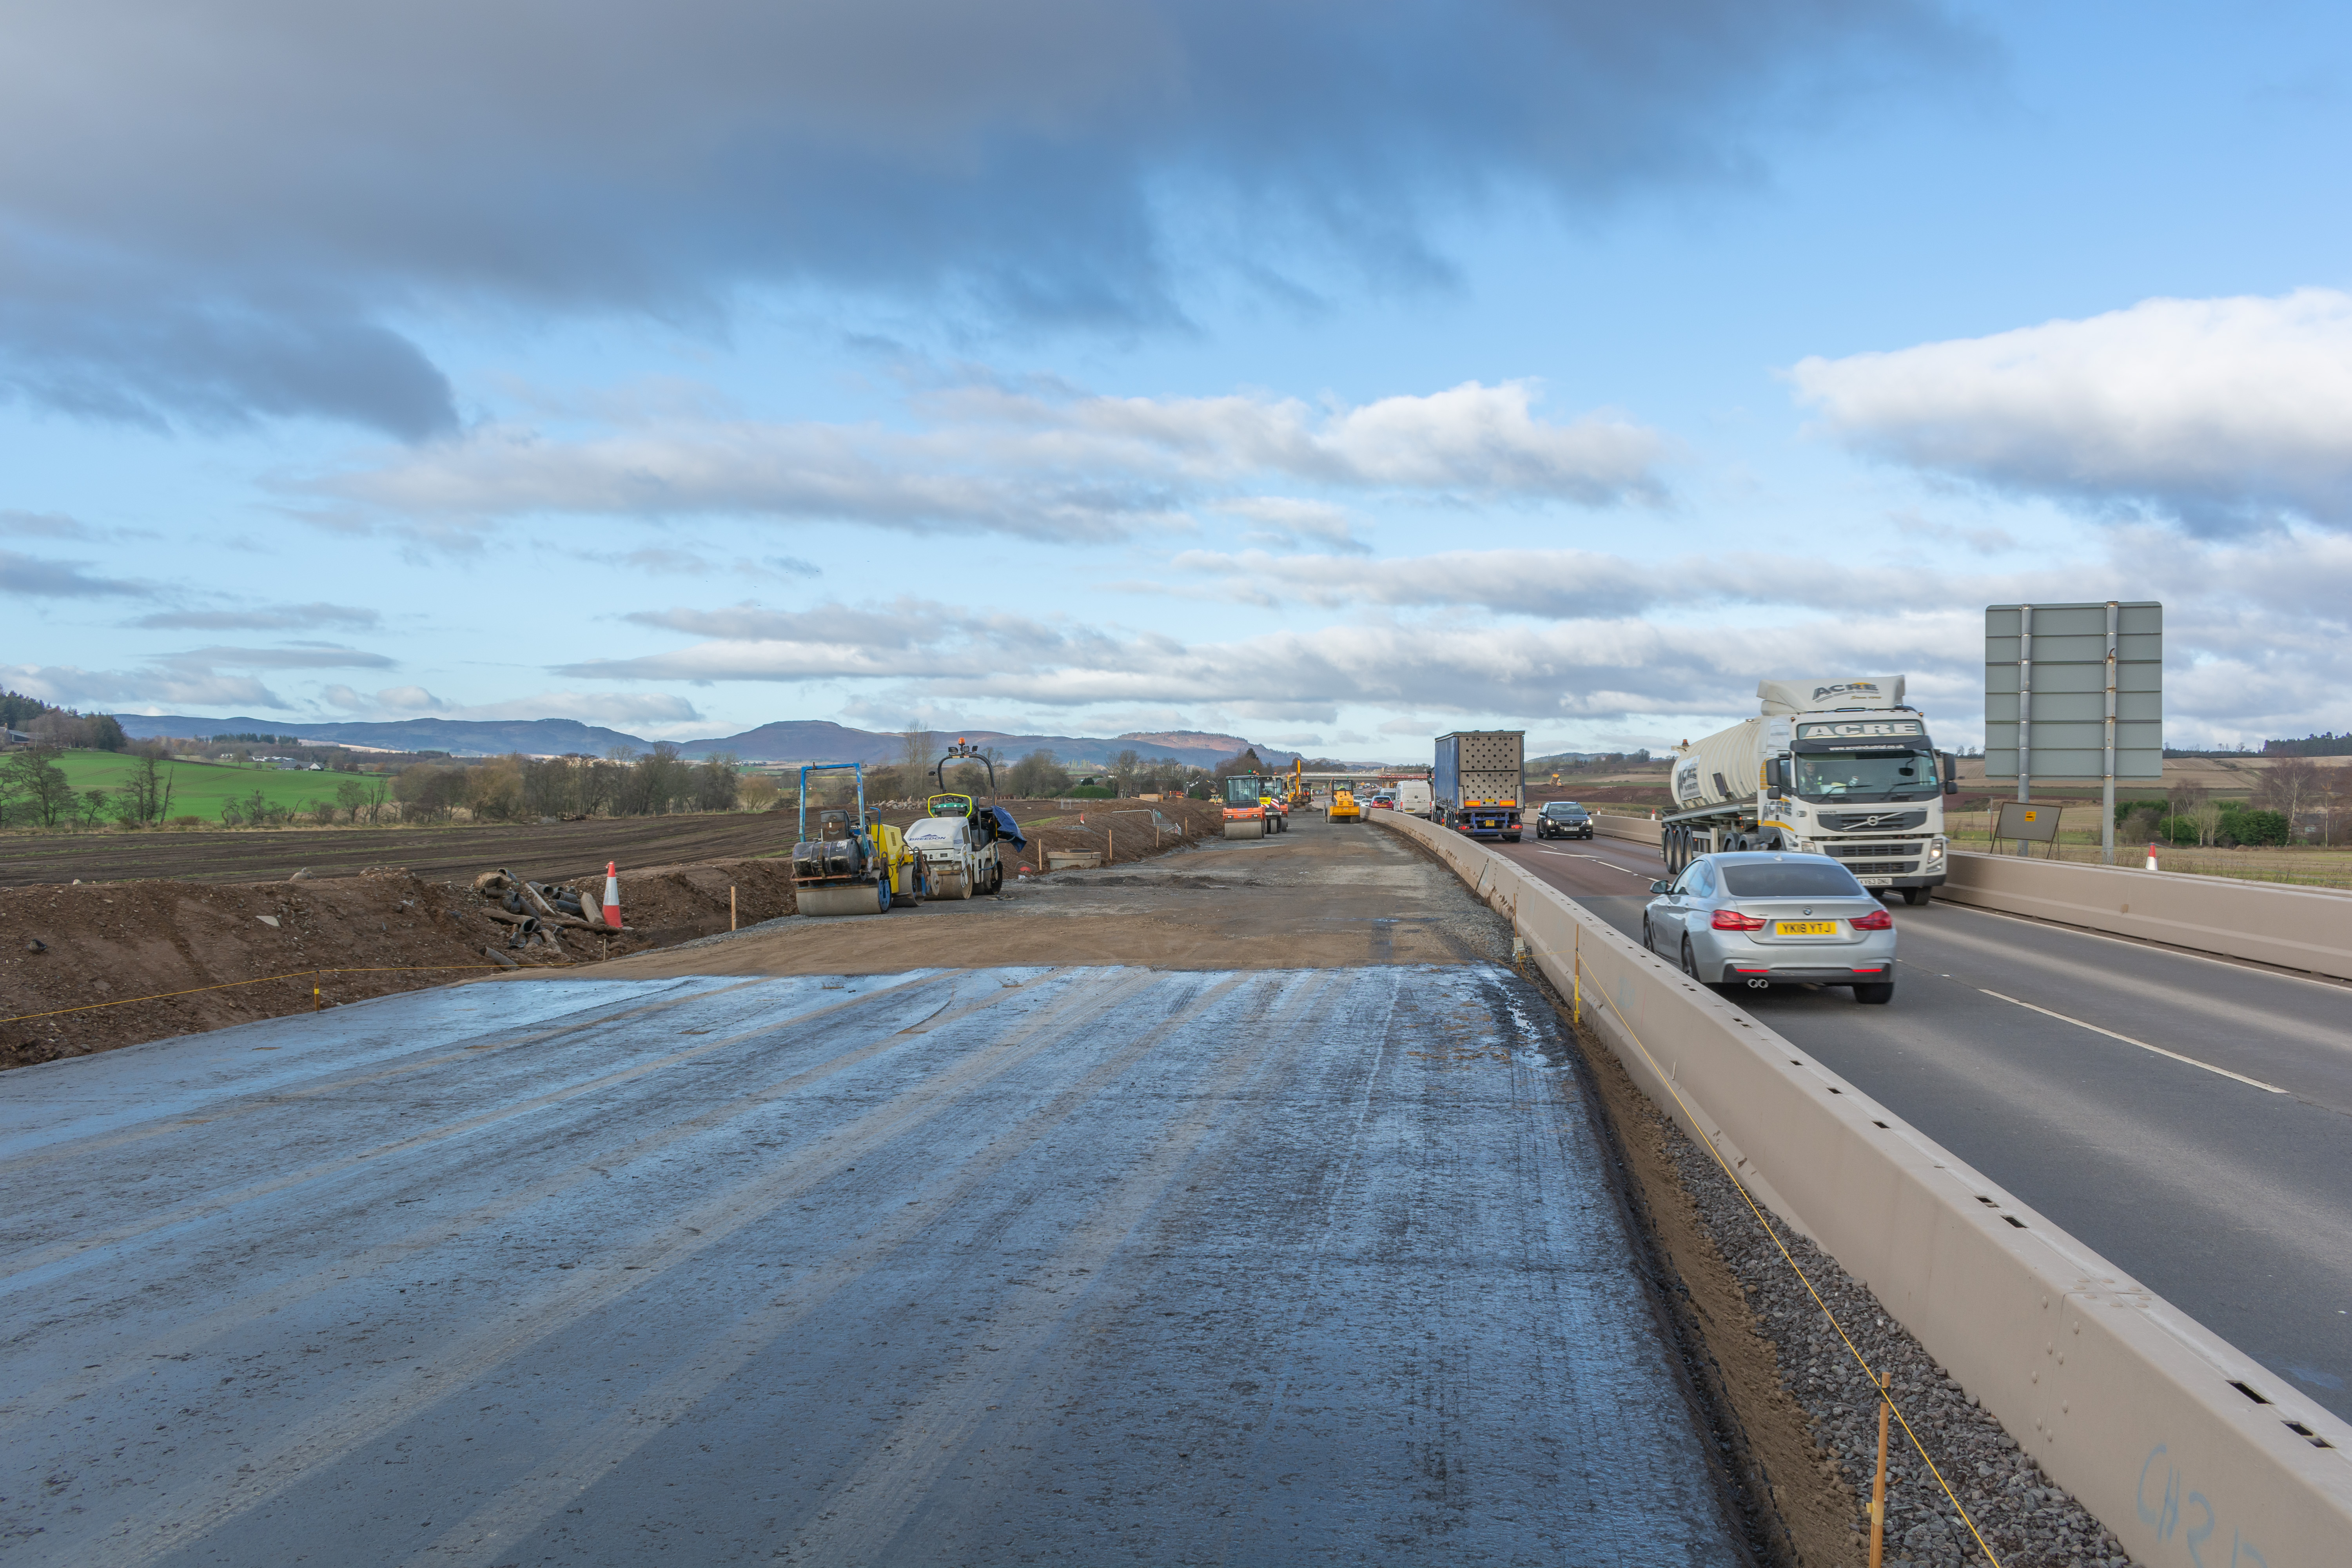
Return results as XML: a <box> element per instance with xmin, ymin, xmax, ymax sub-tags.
<box><xmin>1656</xmin><ymin>1117</ymin><xmax>2135</xmax><ymax>1568</ymax></box>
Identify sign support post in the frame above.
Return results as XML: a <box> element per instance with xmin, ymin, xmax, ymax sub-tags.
<box><xmin>2102</xmin><ymin>600</ymin><xmax>2119</xmax><ymax>866</ymax></box>
<box><xmin>2014</xmin><ymin>606</ymin><xmax>2034</xmax><ymax>856</ymax></box>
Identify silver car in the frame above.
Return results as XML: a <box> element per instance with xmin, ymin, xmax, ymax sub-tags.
<box><xmin>1642</xmin><ymin>852</ymin><xmax>1898</xmax><ymax>1003</ymax></box>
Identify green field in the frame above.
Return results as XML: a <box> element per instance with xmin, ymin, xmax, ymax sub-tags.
<box><xmin>43</xmin><ymin>750</ymin><xmax>378</xmax><ymax>823</ymax></box>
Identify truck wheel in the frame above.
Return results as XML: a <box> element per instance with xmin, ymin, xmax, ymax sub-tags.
<box><xmin>1901</xmin><ymin>887</ymin><xmax>1929</xmax><ymax>906</ymax></box>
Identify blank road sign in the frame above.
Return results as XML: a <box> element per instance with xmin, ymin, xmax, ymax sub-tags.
<box><xmin>1994</xmin><ymin>801</ymin><xmax>2063</xmax><ymax>842</ymax></box>
<box><xmin>1985</xmin><ymin>602</ymin><xmax>2162</xmax><ymax>782</ymax></box>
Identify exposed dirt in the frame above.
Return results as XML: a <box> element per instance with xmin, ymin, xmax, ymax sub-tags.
<box><xmin>585</xmin><ymin>809</ymin><xmax>1506</xmax><ymax>981</ymax></box>
<box><xmin>0</xmin><ymin>858</ymin><xmax>797</xmax><ymax>1071</ymax></box>
<box><xmin>0</xmin><ymin>799</ymin><xmax>1232</xmax><ymax>1069</ymax></box>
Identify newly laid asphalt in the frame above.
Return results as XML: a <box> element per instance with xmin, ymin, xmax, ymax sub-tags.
<box><xmin>0</xmin><ymin>949</ymin><xmax>1745</xmax><ymax>1562</ymax></box>
<box><xmin>1496</xmin><ymin>828</ymin><xmax>2352</xmax><ymax>1422</ymax></box>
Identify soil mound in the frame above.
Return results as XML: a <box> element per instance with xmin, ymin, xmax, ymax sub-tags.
<box><xmin>2</xmin><ymin>859</ymin><xmax>797</xmax><ymax>1070</ymax></box>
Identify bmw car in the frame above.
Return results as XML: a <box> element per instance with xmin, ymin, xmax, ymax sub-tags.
<box><xmin>1534</xmin><ymin>800</ymin><xmax>1593</xmax><ymax>840</ymax></box>
<box><xmin>1641</xmin><ymin>852</ymin><xmax>1896</xmax><ymax>1002</ymax></box>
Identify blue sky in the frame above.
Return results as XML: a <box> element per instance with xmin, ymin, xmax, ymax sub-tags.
<box><xmin>5</xmin><ymin>0</ymin><xmax>2351</xmax><ymax>757</ymax></box>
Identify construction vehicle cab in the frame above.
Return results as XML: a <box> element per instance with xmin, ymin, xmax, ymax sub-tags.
<box><xmin>1329</xmin><ymin>786</ymin><xmax>1362</xmax><ymax>823</ymax></box>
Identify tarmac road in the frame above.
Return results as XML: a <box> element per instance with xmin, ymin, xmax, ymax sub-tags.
<box><xmin>1491</xmin><ymin>827</ymin><xmax>2352</xmax><ymax>1422</ymax></box>
<box><xmin>0</xmin><ymin>958</ymin><xmax>1745</xmax><ymax>1564</ymax></box>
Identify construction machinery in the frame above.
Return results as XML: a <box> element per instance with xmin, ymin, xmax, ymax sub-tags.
<box><xmin>790</xmin><ymin>762</ymin><xmax>906</xmax><ymax>916</ymax></box>
<box><xmin>1258</xmin><ymin>777</ymin><xmax>1290</xmax><ymax>833</ymax></box>
<box><xmin>1328</xmin><ymin>785</ymin><xmax>1362</xmax><ymax>823</ymax></box>
<box><xmin>1222</xmin><ymin>773</ymin><xmax>1271</xmax><ymax>838</ymax></box>
<box><xmin>1285</xmin><ymin>759</ymin><xmax>1311</xmax><ymax>810</ymax></box>
<box><xmin>912</xmin><ymin>738</ymin><xmax>1027</xmax><ymax>895</ymax></box>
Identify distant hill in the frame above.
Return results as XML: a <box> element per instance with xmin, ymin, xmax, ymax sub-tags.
<box><xmin>113</xmin><ymin>714</ymin><xmax>1307</xmax><ymax>769</ymax></box>
<box><xmin>115</xmin><ymin>715</ymin><xmax>650</xmax><ymax>756</ymax></box>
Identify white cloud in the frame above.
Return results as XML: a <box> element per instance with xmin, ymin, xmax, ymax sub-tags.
<box><xmin>307</xmin><ymin>378</ymin><xmax>1666</xmax><ymax>543</ymax></box>
<box><xmin>1790</xmin><ymin>289</ymin><xmax>2352</xmax><ymax>530</ymax></box>
<box><xmin>133</xmin><ymin>602</ymin><xmax>382</xmax><ymax>631</ymax></box>
<box><xmin>2</xmin><ymin>662</ymin><xmax>286</xmax><ymax>711</ymax></box>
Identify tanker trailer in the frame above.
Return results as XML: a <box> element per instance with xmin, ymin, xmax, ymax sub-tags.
<box><xmin>1661</xmin><ymin>677</ymin><xmax>1959</xmax><ymax>904</ymax></box>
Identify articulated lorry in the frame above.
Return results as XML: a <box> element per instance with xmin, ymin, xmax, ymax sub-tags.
<box><xmin>1664</xmin><ymin>677</ymin><xmax>1956</xmax><ymax>903</ymax></box>
<box><xmin>1434</xmin><ymin>731</ymin><xmax>1524</xmax><ymax>841</ymax></box>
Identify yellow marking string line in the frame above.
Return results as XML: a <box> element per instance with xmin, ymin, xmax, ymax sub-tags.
<box><xmin>1572</xmin><ymin>948</ymin><xmax>2005</xmax><ymax>1567</ymax></box>
<box><xmin>2</xmin><ymin>965</ymin><xmax>511</xmax><ymax>1027</ymax></box>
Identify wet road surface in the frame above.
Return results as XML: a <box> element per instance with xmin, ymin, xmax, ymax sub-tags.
<box><xmin>1492</xmin><ymin>828</ymin><xmax>2352</xmax><ymax>1420</ymax></box>
<box><xmin>1</xmin><ymin>964</ymin><xmax>1742</xmax><ymax>1564</ymax></box>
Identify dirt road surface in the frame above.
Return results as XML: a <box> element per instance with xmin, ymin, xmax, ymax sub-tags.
<box><xmin>1</xmin><ymin>815</ymin><xmax>1755</xmax><ymax>1564</ymax></box>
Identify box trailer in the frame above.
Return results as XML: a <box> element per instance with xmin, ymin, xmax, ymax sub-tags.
<box><xmin>1433</xmin><ymin>731</ymin><xmax>1524</xmax><ymax>840</ymax></box>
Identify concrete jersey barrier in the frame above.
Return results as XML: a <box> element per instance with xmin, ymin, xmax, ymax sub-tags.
<box><xmin>1377</xmin><ymin>809</ymin><xmax>2352</xmax><ymax>1566</ymax></box>
<box><xmin>1942</xmin><ymin>852</ymin><xmax>2352</xmax><ymax>982</ymax></box>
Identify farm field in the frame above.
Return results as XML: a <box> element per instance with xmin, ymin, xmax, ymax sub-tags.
<box><xmin>47</xmin><ymin>748</ymin><xmax>363</xmax><ymax>820</ymax></box>
<box><xmin>0</xmin><ymin>797</ymin><xmax>1203</xmax><ymax>887</ymax></box>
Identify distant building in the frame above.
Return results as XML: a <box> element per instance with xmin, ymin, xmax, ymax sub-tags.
<box><xmin>0</xmin><ymin>726</ymin><xmax>32</xmax><ymax>747</ymax></box>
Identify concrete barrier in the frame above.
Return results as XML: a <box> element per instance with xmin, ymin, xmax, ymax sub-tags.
<box><xmin>1943</xmin><ymin>851</ymin><xmax>2352</xmax><ymax>981</ymax></box>
<box><xmin>1591</xmin><ymin>811</ymin><xmax>1662</xmax><ymax>849</ymax></box>
<box><xmin>1379</xmin><ymin>809</ymin><xmax>2352</xmax><ymax>1566</ymax></box>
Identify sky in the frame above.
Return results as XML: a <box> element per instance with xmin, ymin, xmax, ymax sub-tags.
<box><xmin>5</xmin><ymin>0</ymin><xmax>2352</xmax><ymax>759</ymax></box>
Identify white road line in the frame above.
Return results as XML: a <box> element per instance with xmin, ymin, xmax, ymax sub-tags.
<box><xmin>1975</xmin><ymin>987</ymin><xmax>2288</xmax><ymax>1094</ymax></box>
<box><xmin>1532</xmin><ymin>851</ymin><xmax>1654</xmax><ymax>876</ymax></box>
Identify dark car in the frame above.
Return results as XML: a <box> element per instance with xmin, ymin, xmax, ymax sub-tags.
<box><xmin>1534</xmin><ymin>801</ymin><xmax>1593</xmax><ymax>840</ymax></box>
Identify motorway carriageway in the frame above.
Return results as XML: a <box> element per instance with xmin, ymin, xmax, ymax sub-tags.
<box><xmin>1493</xmin><ymin>829</ymin><xmax>2352</xmax><ymax>1422</ymax></box>
<box><xmin>0</xmin><ymin>962</ymin><xmax>1743</xmax><ymax>1564</ymax></box>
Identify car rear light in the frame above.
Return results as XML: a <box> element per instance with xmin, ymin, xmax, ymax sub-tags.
<box><xmin>1851</xmin><ymin>908</ymin><xmax>1893</xmax><ymax>931</ymax></box>
<box><xmin>1711</xmin><ymin>909</ymin><xmax>1766</xmax><ymax>931</ymax></box>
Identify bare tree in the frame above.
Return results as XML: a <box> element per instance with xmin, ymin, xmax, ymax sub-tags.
<box><xmin>2254</xmin><ymin>757</ymin><xmax>2321</xmax><ymax>841</ymax></box>
<box><xmin>901</xmin><ymin>724</ymin><xmax>933</xmax><ymax>783</ymax></box>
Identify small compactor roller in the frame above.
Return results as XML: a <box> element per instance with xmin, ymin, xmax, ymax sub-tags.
<box><xmin>911</xmin><ymin>739</ymin><xmax>1028</xmax><ymax>895</ymax></box>
<box><xmin>1328</xmin><ymin>786</ymin><xmax>1363</xmax><ymax>823</ymax></box>
<box><xmin>1221</xmin><ymin>773</ymin><xmax>1271</xmax><ymax>839</ymax></box>
<box><xmin>791</xmin><ymin>761</ymin><xmax>927</xmax><ymax>916</ymax></box>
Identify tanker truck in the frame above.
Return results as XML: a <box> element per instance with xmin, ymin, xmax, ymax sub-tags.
<box><xmin>1662</xmin><ymin>677</ymin><xmax>1956</xmax><ymax>904</ymax></box>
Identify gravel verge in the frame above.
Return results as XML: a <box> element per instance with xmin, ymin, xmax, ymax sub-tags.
<box><xmin>1658</xmin><ymin>1114</ymin><xmax>2137</xmax><ymax>1568</ymax></box>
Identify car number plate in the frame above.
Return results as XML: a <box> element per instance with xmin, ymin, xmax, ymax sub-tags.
<box><xmin>1774</xmin><ymin>920</ymin><xmax>1839</xmax><ymax>936</ymax></box>
<box><xmin>1856</xmin><ymin>876</ymin><xmax>1894</xmax><ymax>887</ymax></box>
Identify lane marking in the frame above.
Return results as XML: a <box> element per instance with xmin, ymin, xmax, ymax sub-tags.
<box><xmin>1531</xmin><ymin>850</ymin><xmax>1653</xmax><ymax>876</ymax></box>
<box><xmin>1974</xmin><ymin>986</ymin><xmax>2288</xmax><ymax>1094</ymax></box>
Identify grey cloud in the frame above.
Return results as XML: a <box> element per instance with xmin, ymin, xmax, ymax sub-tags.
<box><xmin>0</xmin><ymin>510</ymin><xmax>91</xmax><ymax>539</ymax></box>
<box><xmin>133</xmin><ymin>601</ymin><xmax>383</xmax><ymax>631</ymax></box>
<box><xmin>162</xmin><ymin>644</ymin><xmax>398</xmax><ymax>671</ymax></box>
<box><xmin>2</xmin><ymin>0</ymin><xmax>1976</xmax><ymax>432</ymax></box>
<box><xmin>0</xmin><ymin>548</ymin><xmax>150</xmax><ymax>598</ymax></box>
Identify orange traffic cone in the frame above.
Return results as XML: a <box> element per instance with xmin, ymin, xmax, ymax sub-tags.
<box><xmin>603</xmin><ymin>861</ymin><xmax>622</xmax><ymax>928</ymax></box>
<box><xmin>2145</xmin><ymin>844</ymin><xmax>2159</xmax><ymax>872</ymax></box>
